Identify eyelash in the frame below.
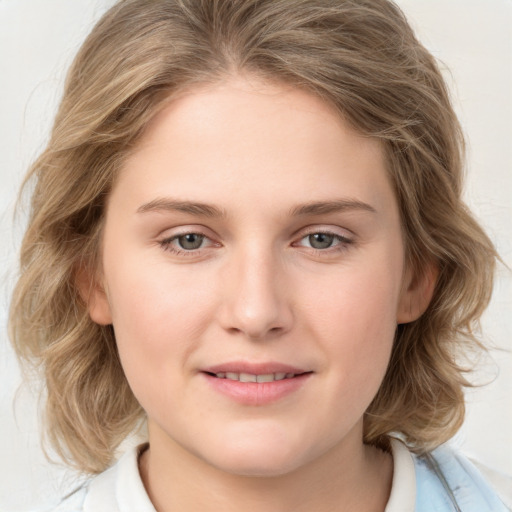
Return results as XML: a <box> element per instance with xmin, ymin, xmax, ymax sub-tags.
<box><xmin>159</xmin><ymin>229</ymin><xmax>354</xmax><ymax>257</ymax></box>
<box><xmin>159</xmin><ymin>232</ymin><xmax>215</xmax><ymax>256</ymax></box>
<box><xmin>294</xmin><ymin>230</ymin><xmax>353</xmax><ymax>254</ymax></box>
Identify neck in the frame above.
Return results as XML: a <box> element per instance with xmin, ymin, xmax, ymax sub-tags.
<box><xmin>139</xmin><ymin>423</ymin><xmax>393</xmax><ymax>512</ymax></box>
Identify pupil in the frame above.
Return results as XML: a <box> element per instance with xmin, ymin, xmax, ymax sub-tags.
<box><xmin>309</xmin><ymin>233</ymin><xmax>334</xmax><ymax>249</ymax></box>
<box><xmin>178</xmin><ymin>233</ymin><xmax>204</xmax><ymax>250</ymax></box>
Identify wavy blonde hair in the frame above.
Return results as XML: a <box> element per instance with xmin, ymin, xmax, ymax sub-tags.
<box><xmin>10</xmin><ymin>0</ymin><xmax>497</xmax><ymax>473</ymax></box>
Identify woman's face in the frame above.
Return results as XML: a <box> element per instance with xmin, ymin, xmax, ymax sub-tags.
<box><xmin>90</xmin><ymin>77</ymin><xmax>422</xmax><ymax>476</ymax></box>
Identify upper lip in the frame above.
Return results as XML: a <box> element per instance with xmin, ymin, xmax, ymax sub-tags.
<box><xmin>202</xmin><ymin>361</ymin><xmax>310</xmax><ymax>375</ymax></box>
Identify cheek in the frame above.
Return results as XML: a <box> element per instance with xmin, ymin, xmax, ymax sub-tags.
<box><xmin>305</xmin><ymin>258</ymin><xmax>401</xmax><ymax>341</ymax></box>
<box><xmin>302</xmin><ymin>260</ymin><xmax>401</xmax><ymax>400</ymax></box>
<box><xmin>103</xmin><ymin>258</ymin><xmax>216</xmax><ymax>399</ymax></box>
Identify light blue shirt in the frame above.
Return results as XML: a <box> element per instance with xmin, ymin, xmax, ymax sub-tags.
<box><xmin>415</xmin><ymin>444</ymin><xmax>509</xmax><ymax>511</ymax></box>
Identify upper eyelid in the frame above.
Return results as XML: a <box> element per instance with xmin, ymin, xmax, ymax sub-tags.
<box><xmin>293</xmin><ymin>233</ymin><xmax>353</xmax><ymax>249</ymax></box>
<box><xmin>159</xmin><ymin>233</ymin><xmax>351</xmax><ymax>257</ymax></box>
<box><xmin>295</xmin><ymin>224</ymin><xmax>355</xmax><ymax>239</ymax></box>
<box><xmin>158</xmin><ymin>225</ymin><xmax>217</xmax><ymax>239</ymax></box>
<box><xmin>157</xmin><ymin>224</ymin><xmax>355</xmax><ymax>242</ymax></box>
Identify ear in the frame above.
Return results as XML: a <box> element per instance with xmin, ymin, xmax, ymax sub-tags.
<box><xmin>396</xmin><ymin>261</ymin><xmax>438</xmax><ymax>324</ymax></box>
<box><xmin>75</xmin><ymin>264</ymin><xmax>113</xmax><ymax>325</ymax></box>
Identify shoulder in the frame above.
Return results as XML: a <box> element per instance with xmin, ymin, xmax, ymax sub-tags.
<box><xmin>412</xmin><ymin>443</ymin><xmax>511</xmax><ymax>512</ymax></box>
<box><xmin>34</xmin><ymin>444</ymin><xmax>155</xmax><ymax>512</ymax></box>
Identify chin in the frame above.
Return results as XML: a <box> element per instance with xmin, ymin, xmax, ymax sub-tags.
<box><xmin>201</xmin><ymin>438</ymin><xmax>310</xmax><ymax>478</ymax></box>
<box><xmin>214</xmin><ymin>454</ymin><xmax>304</xmax><ymax>478</ymax></box>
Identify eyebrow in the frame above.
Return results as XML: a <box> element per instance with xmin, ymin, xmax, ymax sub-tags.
<box><xmin>289</xmin><ymin>199</ymin><xmax>377</xmax><ymax>216</ymax></box>
<box><xmin>137</xmin><ymin>198</ymin><xmax>227</xmax><ymax>218</ymax></box>
<box><xmin>136</xmin><ymin>198</ymin><xmax>376</xmax><ymax>218</ymax></box>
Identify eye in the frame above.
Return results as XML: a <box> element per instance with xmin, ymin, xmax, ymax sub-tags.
<box><xmin>175</xmin><ymin>233</ymin><xmax>205</xmax><ymax>250</ymax></box>
<box><xmin>160</xmin><ymin>231</ymin><xmax>215</xmax><ymax>255</ymax></box>
<box><xmin>306</xmin><ymin>233</ymin><xmax>337</xmax><ymax>249</ymax></box>
<box><xmin>295</xmin><ymin>231</ymin><xmax>353</xmax><ymax>251</ymax></box>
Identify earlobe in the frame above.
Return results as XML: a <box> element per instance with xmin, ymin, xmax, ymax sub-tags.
<box><xmin>396</xmin><ymin>262</ymin><xmax>438</xmax><ymax>324</ymax></box>
<box><xmin>75</xmin><ymin>265</ymin><xmax>113</xmax><ymax>325</ymax></box>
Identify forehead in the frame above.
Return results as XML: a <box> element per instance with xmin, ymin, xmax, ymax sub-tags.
<box><xmin>111</xmin><ymin>77</ymin><xmax>396</xmax><ymax>221</ymax></box>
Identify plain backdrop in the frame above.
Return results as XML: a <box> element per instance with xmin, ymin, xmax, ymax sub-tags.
<box><xmin>1</xmin><ymin>0</ymin><xmax>511</xmax><ymax>510</ymax></box>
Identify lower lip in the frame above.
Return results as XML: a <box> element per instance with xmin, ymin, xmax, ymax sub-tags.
<box><xmin>202</xmin><ymin>373</ymin><xmax>312</xmax><ymax>406</ymax></box>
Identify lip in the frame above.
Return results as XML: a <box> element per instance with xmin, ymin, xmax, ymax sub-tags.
<box><xmin>203</xmin><ymin>361</ymin><xmax>308</xmax><ymax>375</ymax></box>
<box><xmin>200</xmin><ymin>361</ymin><xmax>313</xmax><ymax>406</ymax></box>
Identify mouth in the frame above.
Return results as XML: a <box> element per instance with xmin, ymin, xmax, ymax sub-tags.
<box><xmin>204</xmin><ymin>371</ymin><xmax>310</xmax><ymax>382</ymax></box>
<box><xmin>200</xmin><ymin>363</ymin><xmax>313</xmax><ymax>405</ymax></box>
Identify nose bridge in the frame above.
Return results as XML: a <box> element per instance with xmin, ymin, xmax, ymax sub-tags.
<box><xmin>220</xmin><ymin>240</ymin><xmax>292</xmax><ymax>339</ymax></box>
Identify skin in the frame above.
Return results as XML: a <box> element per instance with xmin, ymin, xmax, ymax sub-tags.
<box><xmin>87</xmin><ymin>76</ymin><xmax>434</xmax><ymax>512</ymax></box>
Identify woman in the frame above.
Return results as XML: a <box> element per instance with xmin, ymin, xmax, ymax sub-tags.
<box><xmin>8</xmin><ymin>0</ymin><xmax>508</xmax><ymax>510</ymax></box>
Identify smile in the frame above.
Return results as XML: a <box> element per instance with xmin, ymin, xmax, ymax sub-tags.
<box><xmin>201</xmin><ymin>364</ymin><xmax>313</xmax><ymax>405</ymax></box>
<box><xmin>210</xmin><ymin>372</ymin><xmax>298</xmax><ymax>382</ymax></box>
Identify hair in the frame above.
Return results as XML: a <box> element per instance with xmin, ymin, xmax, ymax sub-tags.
<box><xmin>9</xmin><ymin>0</ymin><xmax>497</xmax><ymax>474</ymax></box>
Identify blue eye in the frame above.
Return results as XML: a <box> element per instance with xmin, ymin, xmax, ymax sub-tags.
<box><xmin>297</xmin><ymin>231</ymin><xmax>352</xmax><ymax>251</ymax></box>
<box><xmin>160</xmin><ymin>232</ymin><xmax>210</xmax><ymax>254</ymax></box>
<box><xmin>307</xmin><ymin>233</ymin><xmax>336</xmax><ymax>249</ymax></box>
<box><xmin>175</xmin><ymin>233</ymin><xmax>205</xmax><ymax>250</ymax></box>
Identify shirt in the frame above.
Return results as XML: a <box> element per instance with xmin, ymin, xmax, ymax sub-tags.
<box><xmin>42</xmin><ymin>439</ymin><xmax>509</xmax><ymax>512</ymax></box>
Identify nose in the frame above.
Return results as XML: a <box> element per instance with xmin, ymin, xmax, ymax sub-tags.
<box><xmin>217</xmin><ymin>245</ymin><xmax>293</xmax><ymax>340</ymax></box>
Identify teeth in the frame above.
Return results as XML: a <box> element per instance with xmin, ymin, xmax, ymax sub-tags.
<box><xmin>214</xmin><ymin>372</ymin><xmax>295</xmax><ymax>382</ymax></box>
<box><xmin>239</xmin><ymin>373</ymin><xmax>257</xmax><ymax>382</ymax></box>
<box><xmin>257</xmin><ymin>374</ymin><xmax>275</xmax><ymax>383</ymax></box>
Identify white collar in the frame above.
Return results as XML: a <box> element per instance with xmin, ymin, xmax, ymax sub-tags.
<box><xmin>385</xmin><ymin>438</ymin><xmax>417</xmax><ymax>512</ymax></box>
<box><xmin>85</xmin><ymin>444</ymin><xmax>155</xmax><ymax>512</ymax></box>
<box><xmin>84</xmin><ymin>440</ymin><xmax>416</xmax><ymax>512</ymax></box>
